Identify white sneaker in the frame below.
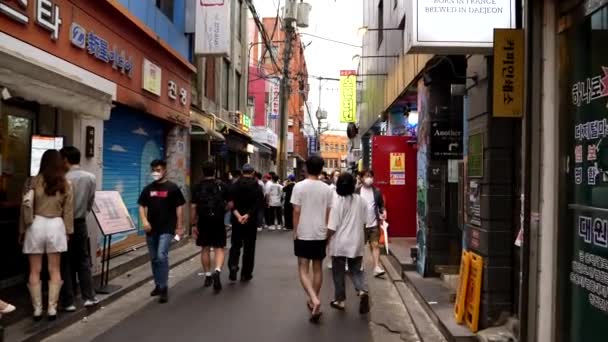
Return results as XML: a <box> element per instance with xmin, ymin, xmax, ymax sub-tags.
<box><xmin>257</xmin><ymin>227</ymin><xmax>263</xmax><ymax>232</ymax></box>
<box><xmin>269</xmin><ymin>226</ymin><xmax>276</xmax><ymax>231</ymax></box>
<box><xmin>84</xmin><ymin>298</ymin><xmax>100</xmax><ymax>307</ymax></box>
<box><xmin>374</xmin><ymin>266</ymin><xmax>386</xmax><ymax>277</ymax></box>
<box><xmin>63</xmin><ymin>305</ymin><xmax>76</xmax><ymax>312</ymax></box>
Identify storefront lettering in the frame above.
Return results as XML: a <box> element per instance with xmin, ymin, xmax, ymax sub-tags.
<box><xmin>571</xmin><ymin>250</ymin><xmax>608</xmax><ymax>314</ymax></box>
<box><xmin>1</xmin><ymin>0</ymin><xmax>61</xmax><ymax>40</ymax></box>
<box><xmin>574</xmin><ymin>119</ymin><xmax>608</xmax><ymax>141</ymax></box>
<box><xmin>167</xmin><ymin>80</ymin><xmax>188</xmax><ymax>106</ymax></box>
<box><xmin>70</xmin><ymin>21</ymin><xmax>134</xmax><ymax>78</ymax></box>
<box><xmin>36</xmin><ymin>0</ymin><xmax>61</xmax><ymax>40</ymax></box>
<box><xmin>572</xmin><ymin>67</ymin><xmax>608</xmax><ymax>106</ymax></box>
<box><xmin>576</xmin><ymin>145</ymin><xmax>583</xmax><ymax>163</ymax></box>
<box><xmin>0</xmin><ymin>0</ymin><xmax>28</xmax><ymax>24</ymax></box>
<box><xmin>501</xmin><ymin>39</ymin><xmax>515</xmax><ymax>105</ymax></box>
<box><xmin>578</xmin><ymin>215</ymin><xmax>608</xmax><ymax>247</ymax></box>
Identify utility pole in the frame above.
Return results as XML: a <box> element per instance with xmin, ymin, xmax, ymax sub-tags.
<box><xmin>277</xmin><ymin>24</ymin><xmax>295</xmax><ymax>178</ymax></box>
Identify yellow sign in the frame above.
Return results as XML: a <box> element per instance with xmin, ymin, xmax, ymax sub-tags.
<box><xmin>492</xmin><ymin>29</ymin><xmax>524</xmax><ymax>118</ymax></box>
<box><xmin>339</xmin><ymin>70</ymin><xmax>357</xmax><ymax>123</ymax></box>
<box><xmin>390</xmin><ymin>153</ymin><xmax>405</xmax><ymax>172</ymax></box>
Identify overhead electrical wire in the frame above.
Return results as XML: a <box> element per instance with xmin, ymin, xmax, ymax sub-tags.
<box><xmin>245</xmin><ymin>0</ymin><xmax>281</xmax><ymax>74</ymax></box>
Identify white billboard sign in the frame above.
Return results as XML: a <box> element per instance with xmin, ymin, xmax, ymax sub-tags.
<box><xmin>195</xmin><ymin>0</ymin><xmax>231</xmax><ymax>57</ymax></box>
<box><xmin>406</xmin><ymin>0</ymin><xmax>516</xmax><ymax>53</ymax></box>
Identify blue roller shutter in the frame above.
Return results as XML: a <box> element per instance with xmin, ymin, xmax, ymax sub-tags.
<box><xmin>103</xmin><ymin>106</ymin><xmax>166</xmax><ymax>254</ymax></box>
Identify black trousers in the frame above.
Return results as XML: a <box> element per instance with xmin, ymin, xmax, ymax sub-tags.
<box><xmin>267</xmin><ymin>206</ymin><xmax>283</xmax><ymax>226</ymax></box>
<box><xmin>60</xmin><ymin>219</ymin><xmax>96</xmax><ymax>306</ymax></box>
<box><xmin>228</xmin><ymin>221</ymin><xmax>258</xmax><ymax>278</ymax></box>
<box><xmin>283</xmin><ymin>204</ymin><xmax>293</xmax><ymax>229</ymax></box>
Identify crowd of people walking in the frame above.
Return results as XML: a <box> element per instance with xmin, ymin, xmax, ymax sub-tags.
<box><xmin>9</xmin><ymin>148</ymin><xmax>386</xmax><ymax>325</ymax></box>
<box><xmin>183</xmin><ymin>155</ymin><xmax>388</xmax><ymax>323</ymax></box>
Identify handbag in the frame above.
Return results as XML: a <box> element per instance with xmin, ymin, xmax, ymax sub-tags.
<box><xmin>21</xmin><ymin>177</ymin><xmax>35</xmax><ymax>227</ymax></box>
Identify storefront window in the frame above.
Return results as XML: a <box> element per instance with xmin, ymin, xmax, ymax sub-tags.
<box><xmin>559</xmin><ymin>5</ymin><xmax>608</xmax><ymax>341</ymax></box>
<box><xmin>0</xmin><ymin>112</ymin><xmax>32</xmax><ymax>203</ymax></box>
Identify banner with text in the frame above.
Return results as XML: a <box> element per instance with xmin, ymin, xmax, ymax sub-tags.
<box><xmin>339</xmin><ymin>70</ymin><xmax>357</xmax><ymax>123</ymax></box>
<box><xmin>195</xmin><ymin>0</ymin><xmax>231</xmax><ymax>57</ymax></box>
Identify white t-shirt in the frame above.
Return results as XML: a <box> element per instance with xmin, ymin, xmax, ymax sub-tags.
<box><xmin>291</xmin><ymin>179</ymin><xmax>334</xmax><ymax>240</ymax></box>
<box><xmin>267</xmin><ymin>182</ymin><xmax>283</xmax><ymax>207</ymax></box>
<box><xmin>328</xmin><ymin>194</ymin><xmax>371</xmax><ymax>258</ymax></box>
<box><xmin>360</xmin><ymin>186</ymin><xmax>377</xmax><ymax>228</ymax></box>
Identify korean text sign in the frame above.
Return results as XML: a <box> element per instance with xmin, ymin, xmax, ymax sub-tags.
<box><xmin>339</xmin><ymin>70</ymin><xmax>357</xmax><ymax>123</ymax></box>
<box><xmin>195</xmin><ymin>0</ymin><xmax>231</xmax><ymax>57</ymax></box>
<box><xmin>492</xmin><ymin>29</ymin><xmax>524</xmax><ymax>118</ymax></box>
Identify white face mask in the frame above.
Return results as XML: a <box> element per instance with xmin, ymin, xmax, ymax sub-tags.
<box><xmin>364</xmin><ymin>177</ymin><xmax>373</xmax><ymax>186</ymax></box>
<box><xmin>151</xmin><ymin>171</ymin><xmax>163</xmax><ymax>181</ymax></box>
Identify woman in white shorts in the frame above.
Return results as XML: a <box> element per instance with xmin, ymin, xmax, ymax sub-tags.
<box><xmin>20</xmin><ymin>149</ymin><xmax>73</xmax><ymax>321</ymax></box>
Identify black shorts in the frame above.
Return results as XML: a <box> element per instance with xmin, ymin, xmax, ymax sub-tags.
<box><xmin>294</xmin><ymin>239</ymin><xmax>327</xmax><ymax>260</ymax></box>
<box><xmin>196</xmin><ymin>218</ymin><xmax>227</xmax><ymax>248</ymax></box>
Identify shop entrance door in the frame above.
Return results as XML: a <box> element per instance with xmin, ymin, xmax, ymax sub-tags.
<box><xmin>0</xmin><ymin>106</ymin><xmax>34</xmax><ymax>283</ymax></box>
<box><xmin>371</xmin><ymin>136</ymin><xmax>417</xmax><ymax>237</ymax></box>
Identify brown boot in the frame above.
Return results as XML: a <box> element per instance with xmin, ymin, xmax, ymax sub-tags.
<box><xmin>27</xmin><ymin>283</ymin><xmax>43</xmax><ymax>321</ymax></box>
<box><xmin>47</xmin><ymin>281</ymin><xmax>63</xmax><ymax>321</ymax></box>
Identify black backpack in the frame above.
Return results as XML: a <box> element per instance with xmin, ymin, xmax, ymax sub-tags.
<box><xmin>196</xmin><ymin>181</ymin><xmax>225</xmax><ymax>218</ymax></box>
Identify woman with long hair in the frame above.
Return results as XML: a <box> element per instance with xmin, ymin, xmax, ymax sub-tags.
<box><xmin>20</xmin><ymin>149</ymin><xmax>73</xmax><ymax>321</ymax></box>
<box><xmin>327</xmin><ymin>172</ymin><xmax>370</xmax><ymax>314</ymax></box>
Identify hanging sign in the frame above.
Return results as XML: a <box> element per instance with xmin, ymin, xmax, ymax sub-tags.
<box><xmin>492</xmin><ymin>29</ymin><xmax>524</xmax><ymax>117</ymax></box>
<box><xmin>195</xmin><ymin>0</ymin><xmax>231</xmax><ymax>57</ymax></box>
<box><xmin>406</xmin><ymin>0</ymin><xmax>516</xmax><ymax>53</ymax></box>
<box><xmin>339</xmin><ymin>70</ymin><xmax>357</xmax><ymax>123</ymax></box>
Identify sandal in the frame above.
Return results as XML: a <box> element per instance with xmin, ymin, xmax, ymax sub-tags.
<box><xmin>330</xmin><ymin>300</ymin><xmax>345</xmax><ymax>311</ymax></box>
<box><xmin>309</xmin><ymin>302</ymin><xmax>322</xmax><ymax>323</ymax></box>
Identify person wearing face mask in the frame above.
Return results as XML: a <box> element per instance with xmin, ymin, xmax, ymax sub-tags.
<box><xmin>355</xmin><ymin>170</ymin><xmax>386</xmax><ymax>277</ymax></box>
<box><xmin>138</xmin><ymin>159</ymin><xmax>186</xmax><ymax>303</ymax></box>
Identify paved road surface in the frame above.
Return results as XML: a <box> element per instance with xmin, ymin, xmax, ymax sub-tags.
<box><xmin>92</xmin><ymin>232</ymin><xmax>372</xmax><ymax>342</ymax></box>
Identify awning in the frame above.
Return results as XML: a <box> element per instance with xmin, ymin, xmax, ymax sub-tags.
<box><xmin>0</xmin><ymin>33</ymin><xmax>116</xmax><ymax>120</ymax></box>
<box><xmin>252</xmin><ymin>140</ymin><xmax>272</xmax><ymax>155</ymax></box>
<box><xmin>190</xmin><ymin>109</ymin><xmax>225</xmax><ymax>141</ymax></box>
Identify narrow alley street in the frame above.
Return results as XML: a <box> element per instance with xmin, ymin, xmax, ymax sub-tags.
<box><xmin>43</xmin><ymin>233</ymin><xmax>373</xmax><ymax>342</ymax></box>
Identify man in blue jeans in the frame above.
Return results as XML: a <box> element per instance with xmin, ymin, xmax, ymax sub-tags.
<box><xmin>138</xmin><ymin>159</ymin><xmax>186</xmax><ymax>303</ymax></box>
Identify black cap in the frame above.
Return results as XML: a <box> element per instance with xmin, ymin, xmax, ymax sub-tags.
<box><xmin>241</xmin><ymin>164</ymin><xmax>255</xmax><ymax>173</ymax></box>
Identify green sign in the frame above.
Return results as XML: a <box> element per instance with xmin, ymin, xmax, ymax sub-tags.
<box><xmin>468</xmin><ymin>133</ymin><xmax>484</xmax><ymax>178</ymax></box>
<box><xmin>560</xmin><ymin>6</ymin><xmax>608</xmax><ymax>341</ymax></box>
<box><xmin>242</xmin><ymin>115</ymin><xmax>251</xmax><ymax>132</ymax></box>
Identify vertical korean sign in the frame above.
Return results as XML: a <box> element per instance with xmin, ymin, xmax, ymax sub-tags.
<box><xmin>492</xmin><ymin>29</ymin><xmax>524</xmax><ymax>118</ymax></box>
<box><xmin>562</xmin><ymin>10</ymin><xmax>608</xmax><ymax>341</ymax></box>
<box><xmin>339</xmin><ymin>70</ymin><xmax>357</xmax><ymax>123</ymax></box>
<box><xmin>195</xmin><ymin>0</ymin><xmax>231</xmax><ymax>57</ymax></box>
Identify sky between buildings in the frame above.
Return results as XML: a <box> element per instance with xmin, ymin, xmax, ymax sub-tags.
<box><xmin>252</xmin><ymin>0</ymin><xmax>363</xmax><ymax>136</ymax></box>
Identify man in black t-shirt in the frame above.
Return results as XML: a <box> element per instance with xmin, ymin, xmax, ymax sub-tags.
<box><xmin>191</xmin><ymin>161</ymin><xmax>228</xmax><ymax>292</ymax></box>
<box><xmin>227</xmin><ymin>164</ymin><xmax>264</xmax><ymax>282</ymax></box>
<box><xmin>138</xmin><ymin>159</ymin><xmax>186</xmax><ymax>304</ymax></box>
